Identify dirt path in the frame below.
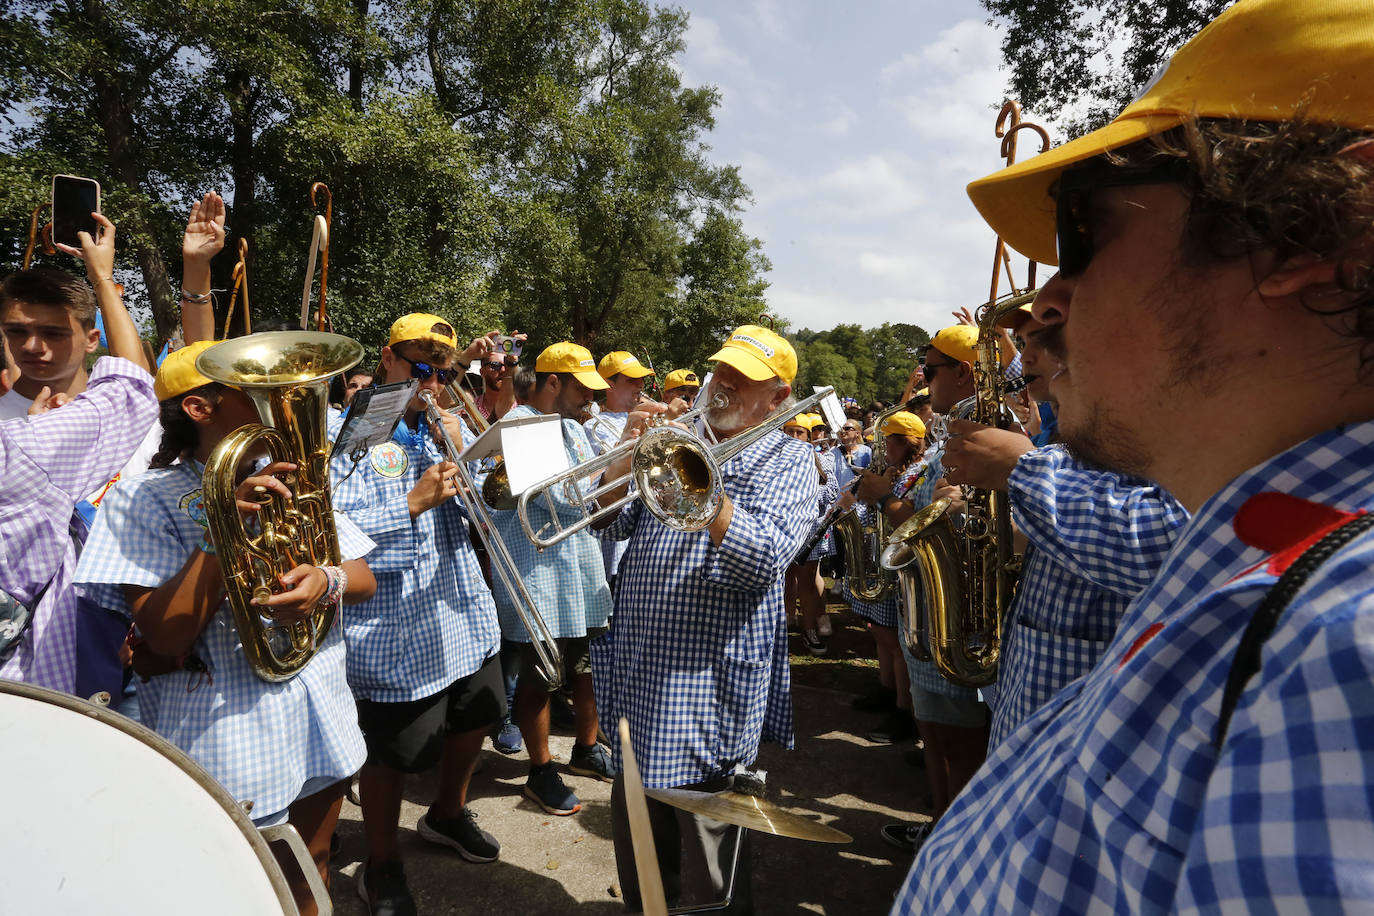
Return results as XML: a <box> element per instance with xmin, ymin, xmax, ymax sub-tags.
<box><xmin>330</xmin><ymin>608</ymin><xmax>928</xmax><ymax>914</ymax></box>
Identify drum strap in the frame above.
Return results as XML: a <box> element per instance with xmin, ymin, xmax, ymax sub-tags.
<box><xmin>1213</xmin><ymin>510</ymin><xmax>1374</xmax><ymax>749</ymax></box>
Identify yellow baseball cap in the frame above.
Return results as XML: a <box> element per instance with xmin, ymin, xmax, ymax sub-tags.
<box><xmin>155</xmin><ymin>339</ymin><xmax>218</xmax><ymax>401</ymax></box>
<box><xmin>995</xmin><ymin>301</ymin><xmax>1036</xmax><ymax>330</ymax></box>
<box><xmin>388</xmin><ymin>313</ymin><xmax>458</xmax><ymax>348</ymax></box>
<box><xmin>708</xmin><ymin>324</ymin><xmax>798</xmax><ymax>384</ymax></box>
<box><xmin>663</xmin><ymin>368</ymin><xmax>700</xmax><ymax>390</ymax></box>
<box><xmin>535</xmin><ymin>341</ymin><xmax>610</xmax><ymax>390</ymax></box>
<box><xmin>805</xmin><ymin>413</ymin><xmax>827</xmax><ymax>429</ymax></box>
<box><xmin>915</xmin><ymin>387</ymin><xmax>929</xmax><ymax>398</ymax></box>
<box><xmin>883</xmin><ymin>411</ymin><xmax>926</xmax><ymax>440</ymax></box>
<box><xmin>597</xmin><ymin>351</ymin><xmax>654</xmax><ymax>380</ymax></box>
<box><xmin>929</xmin><ymin>326</ymin><xmax>978</xmax><ymax>365</ymax></box>
<box><xmin>783</xmin><ymin>414</ymin><xmax>809</xmax><ymax>431</ymax></box>
<box><xmin>968</xmin><ymin>0</ymin><xmax>1374</xmax><ymax>266</ymax></box>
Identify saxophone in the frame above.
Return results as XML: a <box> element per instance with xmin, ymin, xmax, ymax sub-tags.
<box><xmin>198</xmin><ymin>331</ymin><xmax>364</xmax><ymax>682</ymax></box>
<box><xmin>878</xmin><ymin>292</ymin><xmax>1029</xmax><ymax>687</ymax></box>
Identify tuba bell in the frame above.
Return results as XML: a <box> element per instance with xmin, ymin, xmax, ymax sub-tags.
<box><xmin>197</xmin><ymin>331</ymin><xmax>364</xmax><ymax>682</ymax></box>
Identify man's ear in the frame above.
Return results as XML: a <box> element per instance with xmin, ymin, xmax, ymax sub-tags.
<box><xmin>180</xmin><ymin>393</ymin><xmax>217</xmax><ymax>423</ymax></box>
<box><xmin>0</xmin><ymin>367</ymin><xmax>10</xmax><ymax>398</ymax></box>
<box><xmin>379</xmin><ymin>346</ymin><xmax>395</xmax><ymax>372</ymax></box>
<box><xmin>83</xmin><ymin>325</ymin><xmax>100</xmax><ymax>355</ymax></box>
<box><xmin>1257</xmin><ymin>256</ymin><xmax>1339</xmax><ymax>298</ymax></box>
<box><xmin>770</xmin><ymin>383</ymin><xmax>792</xmax><ymax>410</ymax></box>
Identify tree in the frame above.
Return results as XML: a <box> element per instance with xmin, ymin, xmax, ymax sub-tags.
<box><xmin>982</xmin><ymin>0</ymin><xmax>1234</xmax><ymax>136</ymax></box>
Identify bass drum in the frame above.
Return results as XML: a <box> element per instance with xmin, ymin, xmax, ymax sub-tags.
<box><xmin>0</xmin><ymin>680</ymin><xmax>323</xmax><ymax>915</ymax></box>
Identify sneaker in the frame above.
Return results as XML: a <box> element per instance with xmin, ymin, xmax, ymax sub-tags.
<box><xmin>903</xmin><ymin>746</ymin><xmax>926</xmax><ymax>769</ymax></box>
<box><xmin>568</xmin><ymin>741</ymin><xmax>616</xmax><ymax>782</ymax></box>
<box><xmin>493</xmin><ymin>716</ymin><xmax>523</xmax><ymax>755</ymax></box>
<box><xmin>851</xmin><ymin>685</ymin><xmax>897</xmax><ymax>713</ymax></box>
<box><xmin>880</xmin><ymin>821</ymin><xmax>933</xmax><ymax>856</ymax></box>
<box><xmin>816</xmin><ymin>614</ymin><xmax>833</xmax><ymax>637</ymax></box>
<box><xmin>524</xmin><ymin>762</ymin><xmax>582</xmax><ymax>815</ymax></box>
<box><xmin>356</xmin><ymin>859</ymin><xmax>417</xmax><ymax>916</ymax></box>
<box><xmin>417</xmin><ymin>806</ymin><xmax>501</xmax><ymax>863</ymax></box>
<box><xmin>866</xmin><ymin>710</ymin><xmax>917</xmax><ymax>745</ymax></box>
<box><xmin>802</xmin><ymin>628</ymin><xmax>827</xmax><ymax>657</ymax></box>
<box><xmin>549</xmin><ymin>691</ymin><xmax>576</xmax><ymax>731</ymax></box>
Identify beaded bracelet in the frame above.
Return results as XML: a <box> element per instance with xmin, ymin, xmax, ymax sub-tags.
<box><xmin>316</xmin><ymin>565</ymin><xmax>347</xmax><ymax>608</ymax></box>
<box><xmin>179</xmin><ymin>289</ymin><xmax>213</xmax><ymax>304</ymax></box>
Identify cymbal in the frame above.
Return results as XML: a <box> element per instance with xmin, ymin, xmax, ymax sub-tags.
<box><xmin>643</xmin><ymin>788</ymin><xmax>852</xmax><ymax>844</ymax></box>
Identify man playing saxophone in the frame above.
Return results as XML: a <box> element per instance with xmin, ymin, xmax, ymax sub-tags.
<box><xmin>593</xmin><ymin>324</ymin><xmax>818</xmax><ymax>913</ymax></box>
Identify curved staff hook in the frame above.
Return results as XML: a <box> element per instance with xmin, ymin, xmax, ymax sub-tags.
<box><xmin>301</xmin><ymin>182</ymin><xmax>332</xmax><ymax>332</ymax></box>
<box><xmin>23</xmin><ymin>203</ymin><xmax>55</xmax><ymax>270</ymax></box>
<box><xmin>990</xmin><ymin>101</ymin><xmax>1051</xmax><ymax>300</ymax></box>
<box><xmin>222</xmin><ymin>237</ymin><xmax>252</xmax><ymax>339</ymax></box>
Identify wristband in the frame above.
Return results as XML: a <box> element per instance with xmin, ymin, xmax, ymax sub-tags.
<box><xmin>316</xmin><ymin>565</ymin><xmax>347</xmax><ymax>608</ymax></box>
<box><xmin>96</xmin><ymin>276</ymin><xmax>119</xmax><ymax>290</ymax></box>
<box><xmin>179</xmin><ymin>289</ymin><xmax>213</xmax><ymax>304</ymax></box>
<box><xmin>198</xmin><ymin>537</ymin><xmax>217</xmax><ymax>555</ymax></box>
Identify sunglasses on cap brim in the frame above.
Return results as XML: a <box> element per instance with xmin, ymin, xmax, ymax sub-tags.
<box><xmin>1054</xmin><ymin>158</ymin><xmax>1192</xmax><ymax>278</ymax></box>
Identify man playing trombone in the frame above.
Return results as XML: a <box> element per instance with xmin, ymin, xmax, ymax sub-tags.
<box><xmin>594</xmin><ymin>324</ymin><xmax>819</xmax><ymax>913</ymax></box>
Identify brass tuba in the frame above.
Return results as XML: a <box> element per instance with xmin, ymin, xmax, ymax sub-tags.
<box><xmin>197</xmin><ymin>331</ymin><xmax>364</xmax><ymax>682</ymax></box>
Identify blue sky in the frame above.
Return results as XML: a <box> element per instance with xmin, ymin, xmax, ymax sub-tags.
<box><xmin>673</xmin><ymin>0</ymin><xmax>1055</xmax><ymax>336</ymax></box>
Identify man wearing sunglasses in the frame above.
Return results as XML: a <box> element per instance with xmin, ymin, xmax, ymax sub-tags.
<box><xmin>896</xmin><ymin>0</ymin><xmax>1374</xmax><ymax>912</ymax></box>
<box><xmin>328</xmin><ymin>313</ymin><xmax>510</xmax><ymax>915</ymax></box>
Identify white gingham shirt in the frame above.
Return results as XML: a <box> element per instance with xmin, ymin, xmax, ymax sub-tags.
<box><xmin>990</xmin><ymin>445</ymin><xmax>1188</xmax><ymax>747</ymax></box>
<box><xmin>896</xmin><ymin>420</ymin><xmax>1374</xmax><ymax>914</ymax></box>
<box><xmin>0</xmin><ymin>357</ymin><xmax>157</xmax><ymax>692</ymax></box>
<box><xmin>485</xmin><ymin>405</ymin><xmax>611</xmax><ymax>640</ymax></box>
<box><xmin>327</xmin><ymin>416</ymin><xmax>501</xmax><ymax>701</ymax></box>
<box><xmin>74</xmin><ymin>459</ymin><xmax>373</xmax><ymax>819</ymax></box>
<box><xmin>594</xmin><ymin>429</ymin><xmax>818</xmax><ymax>789</ymax></box>
<box><xmin>585</xmin><ymin>408</ymin><xmax>630</xmax><ymax>579</ymax></box>
<box><xmin>802</xmin><ymin>448</ymin><xmax>838</xmax><ymax>562</ymax></box>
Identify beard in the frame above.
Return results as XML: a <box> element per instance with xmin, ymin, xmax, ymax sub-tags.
<box><xmin>1059</xmin><ymin>400</ymin><xmax>1152</xmax><ymax>478</ymax></box>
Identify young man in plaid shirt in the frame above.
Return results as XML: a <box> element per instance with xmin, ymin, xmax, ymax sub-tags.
<box><xmin>897</xmin><ymin>0</ymin><xmax>1374</xmax><ymax>911</ymax></box>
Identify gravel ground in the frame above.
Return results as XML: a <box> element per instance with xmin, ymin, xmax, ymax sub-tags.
<box><xmin>331</xmin><ymin>606</ymin><xmax>930</xmax><ymax>915</ymax></box>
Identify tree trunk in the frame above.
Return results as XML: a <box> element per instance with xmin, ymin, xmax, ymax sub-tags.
<box><xmin>225</xmin><ymin>69</ymin><xmax>257</xmax><ymax>337</ymax></box>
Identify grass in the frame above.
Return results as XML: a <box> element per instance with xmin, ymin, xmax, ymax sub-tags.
<box><xmin>786</xmin><ymin>598</ymin><xmax>882</xmax><ymax>697</ymax></box>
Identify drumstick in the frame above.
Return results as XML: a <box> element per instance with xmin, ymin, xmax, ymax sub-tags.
<box><xmin>618</xmin><ymin>717</ymin><xmax>668</xmax><ymax>916</ymax></box>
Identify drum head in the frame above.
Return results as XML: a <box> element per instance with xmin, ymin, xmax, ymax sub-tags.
<box><xmin>0</xmin><ymin>681</ymin><xmax>294</xmax><ymax>914</ymax></box>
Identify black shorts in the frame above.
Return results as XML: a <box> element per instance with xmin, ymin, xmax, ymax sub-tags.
<box><xmin>356</xmin><ymin>653</ymin><xmax>507</xmax><ymax>772</ymax></box>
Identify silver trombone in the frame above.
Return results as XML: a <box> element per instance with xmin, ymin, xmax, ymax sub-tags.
<box><xmin>419</xmin><ymin>389</ymin><xmax>563</xmax><ymax>687</ymax></box>
<box><xmin>517</xmin><ymin>386</ymin><xmax>837</xmax><ymax>550</ymax></box>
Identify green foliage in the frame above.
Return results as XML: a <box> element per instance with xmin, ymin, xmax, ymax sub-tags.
<box><xmin>792</xmin><ymin>321</ymin><xmax>929</xmax><ymax>405</ymax></box>
<box><xmin>0</xmin><ymin>0</ymin><xmax>770</xmax><ymax>368</ymax></box>
<box><xmin>982</xmin><ymin>0</ymin><xmax>1234</xmax><ymax>136</ymax></box>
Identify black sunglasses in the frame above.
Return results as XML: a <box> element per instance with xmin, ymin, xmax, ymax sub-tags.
<box><xmin>396</xmin><ymin>354</ymin><xmax>459</xmax><ymax>384</ymax></box>
<box><xmin>1055</xmin><ymin>159</ymin><xmax>1191</xmax><ymax>278</ymax></box>
<box><xmin>922</xmin><ymin>358</ymin><xmax>955</xmax><ymax>379</ymax></box>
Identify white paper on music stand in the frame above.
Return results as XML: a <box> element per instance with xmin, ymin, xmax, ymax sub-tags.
<box><xmin>459</xmin><ymin>412</ymin><xmax>567</xmax><ymax>496</ymax></box>
<box><xmin>815</xmin><ymin>387</ymin><xmax>845</xmax><ymax>432</ymax></box>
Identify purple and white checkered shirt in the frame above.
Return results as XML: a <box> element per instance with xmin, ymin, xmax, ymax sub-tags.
<box><xmin>0</xmin><ymin>357</ymin><xmax>157</xmax><ymax>692</ymax></box>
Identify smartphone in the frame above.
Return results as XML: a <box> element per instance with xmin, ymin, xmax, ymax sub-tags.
<box><xmin>52</xmin><ymin>175</ymin><xmax>101</xmax><ymax>249</ymax></box>
<box><xmin>495</xmin><ymin>334</ymin><xmax>524</xmax><ymax>361</ymax></box>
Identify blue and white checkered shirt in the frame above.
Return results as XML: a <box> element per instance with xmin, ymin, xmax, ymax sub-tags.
<box><xmin>895</xmin><ymin>419</ymin><xmax>1374</xmax><ymax>914</ymax></box>
<box><xmin>585</xmin><ymin>409</ymin><xmax>630</xmax><ymax>579</ymax></box>
<box><xmin>328</xmin><ymin>416</ymin><xmax>501</xmax><ymax>702</ymax></box>
<box><xmin>484</xmin><ymin>405</ymin><xmax>611</xmax><ymax>640</ymax></box>
<box><xmin>990</xmin><ymin>445</ymin><xmax>1188</xmax><ymax>747</ymax></box>
<box><xmin>74</xmin><ymin>458</ymin><xmax>373</xmax><ymax>819</ymax></box>
<box><xmin>594</xmin><ymin>429</ymin><xmax>818</xmax><ymax>788</ymax></box>
<box><xmin>803</xmin><ymin>449</ymin><xmax>838</xmax><ymax>562</ymax></box>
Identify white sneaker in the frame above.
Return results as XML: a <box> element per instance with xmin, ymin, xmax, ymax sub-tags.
<box><xmin>816</xmin><ymin>615</ymin><xmax>833</xmax><ymax>637</ymax></box>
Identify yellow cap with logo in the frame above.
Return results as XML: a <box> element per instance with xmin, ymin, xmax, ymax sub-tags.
<box><xmin>929</xmin><ymin>326</ymin><xmax>978</xmax><ymax>365</ymax></box>
<box><xmin>663</xmin><ymin>368</ymin><xmax>700</xmax><ymax>390</ymax></box>
<box><xmin>388</xmin><ymin>313</ymin><xmax>458</xmax><ymax>348</ymax></box>
<box><xmin>535</xmin><ymin>341</ymin><xmax>610</xmax><ymax>390</ymax></box>
<box><xmin>707</xmin><ymin>324</ymin><xmax>797</xmax><ymax>384</ymax></box>
<box><xmin>967</xmin><ymin>0</ymin><xmax>1374</xmax><ymax>266</ymax></box>
<box><xmin>882</xmin><ymin>411</ymin><xmax>926</xmax><ymax>440</ymax></box>
<box><xmin>597</xmin><ymin>351</ymin><xmax>654</xmax><ymax>380</ymax></box>
<box><xmin>155</xmin><ymin>339</ymin><xmax>219</xmax><ymax>401</ymax></box>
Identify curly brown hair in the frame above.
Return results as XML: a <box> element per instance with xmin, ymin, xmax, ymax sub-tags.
<box><xmin>1112</xmin><ymin>116</ymin><xmax>1374</xmax><ymax>368</ymax></box>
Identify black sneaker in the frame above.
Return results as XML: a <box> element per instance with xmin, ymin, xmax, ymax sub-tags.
<box><xmin>356</xmin><ymin>859</ymin><xmax>417</xmax><ymax>916</ymax></box>
<box><xmin>524</xmin><ymin>762</ymin><xmax>582</xmax><ymax>815</ymax></box>
<box><xmin>866</xmin><ymin>710</ymin><xmax>917</xmax><ymax>745</ymax></box>
<box><xmin>903</xmin><ymin>746</ymin><xmax>926</xmax><ymax>768</ymax></box>
<box><xmin>802</xmin><ymin>628</ymin><xmax>827</xmax><ymax>657</ymax></box>
<box><xmin>417</xmin><ymin>806</ymin><xmax>501</xmax><ymax>863</ymax></box>
<box><xmin>880</xmin><ymin>821</ymin><xmax>933</xmax><ymax>856</ymax></box>
<box><xmin>851</xmin><ymin>685</ymin><xmax>897</xmax><ymax>713</ymax></box>
<box><xmin>568</xmin><ymin>741</ymin><xmax>616</xmax><ymax>782</ymax></box>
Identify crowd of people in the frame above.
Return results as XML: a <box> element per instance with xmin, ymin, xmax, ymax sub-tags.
<box><xmin>5</xmin><ymin>0</ymin><xmax>1374</xmax><ymax>913</ymax></box>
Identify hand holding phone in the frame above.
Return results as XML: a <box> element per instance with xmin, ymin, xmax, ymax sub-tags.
<box><xmin>52</xmin><ymin>175</ymin><xmax>101</xmax><ymax>250</ymax></box>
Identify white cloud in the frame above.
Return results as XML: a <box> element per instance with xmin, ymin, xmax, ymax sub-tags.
<box><xmin>766</xmin><ymin>282</ymin><xmax>957</xmax><ymax>336</ymax></box>
<box><xmin>815</xmin><ymin>153</ymin><xmax>926</xmax><ymax>217</ymax></box>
